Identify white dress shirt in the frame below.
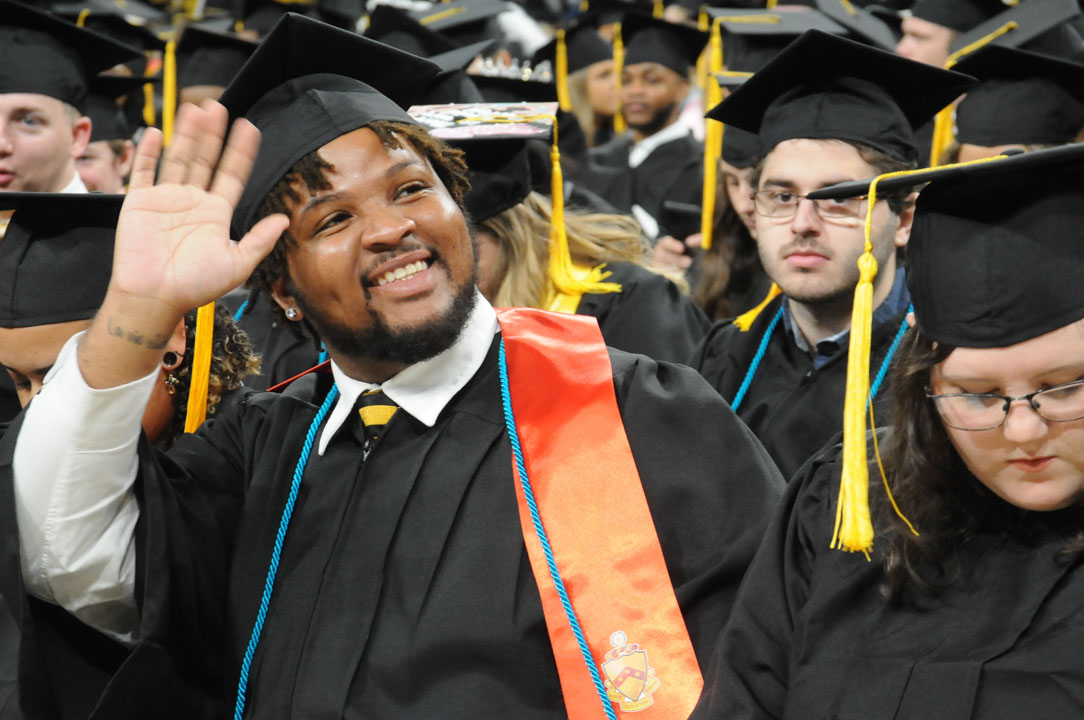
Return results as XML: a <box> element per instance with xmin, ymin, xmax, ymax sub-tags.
<box><xmin>13</xmin><ymin>291</ymin><xmax>499</xmax><ymax>643</ymax></box>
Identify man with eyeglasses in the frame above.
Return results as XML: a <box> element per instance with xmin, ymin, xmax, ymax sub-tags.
<box><xmin>688</xmin><ymin>30</ymin><xmax>974</xmax><ymax>479</ymax></box>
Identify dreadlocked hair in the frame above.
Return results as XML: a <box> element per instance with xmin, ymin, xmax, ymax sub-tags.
<box><xmin>244</xmin><ymin>120</ymin><xmax>470</xmax><ymax>346</ymax></box>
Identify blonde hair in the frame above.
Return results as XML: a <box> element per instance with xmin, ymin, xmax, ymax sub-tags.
<box><xmin>566</xmin><ymin>68</ymin><xmax>599</xmax><ymax>148</ymax></box>
<box><xmin>481</xmin><ymin>191</ymin><xmax>687</xmax><ymax>308</ymax></box>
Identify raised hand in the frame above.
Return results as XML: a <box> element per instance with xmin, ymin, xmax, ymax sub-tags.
<box><xmin>113</xmin><ymin>100</ymin><xmax>288</xmax><ymax>315</ymax></box>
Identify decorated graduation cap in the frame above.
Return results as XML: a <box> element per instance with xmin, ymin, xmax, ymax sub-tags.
<box><xmin>177</xmin><ymin>23</ymin><xmax>260</xmax><ymax>89</ymax></box>
<box><xmin>0</xmin><ymin>192</ymin><xmax>122</xmax><ymax>328</ymax></box>
<box><xmin>814</xmin><ymin>0</ymin><xmax>898</xmax><ymax>50</ymax></box>
<box><xmin>406</xmin><ymin>0</ymin><xmax>504</xmax><ymax>47</ymax></box>
<box><xmin>707</xmin><ymin>29</ymin><xmax>976</xmax><ymax>163</ymax></box>
<box><xmin>409</xmin><ymin>101</ymin><xmax>620</xmax><ymax>299</ymax></box>
<box><xmin>802</xmin><ymin>142</ymin><xmax>1084</xmax><ymax>552</ymax></box>
<box><xmin>217</xmin><ymin>12</ymin><xmax>440</xmax><ymax>238</ymax></box>
<box><xmin>620</xmin><ymin>12</ymin><xmax>708</xmax><ymax>75</ymax></box>
<box><xmin>0</xmin><ymin>0</ymin><xmax>143</xmax><ymax>112</ymax></box>
<box><xmin>86</xmin><ymin>74</ymin><xmax>158</xmax><ymax>142</ymax></box>
<box><xmin>704</xmin><ymin>7</ymin><xmax>848</xmax><ymax>73</ymax></box>
<box><xmin>953</xmin><ymin>45</ymin><xmax>1084</xmax><ymax>148</ymax></box>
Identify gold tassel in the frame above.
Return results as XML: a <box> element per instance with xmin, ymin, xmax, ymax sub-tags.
<box><xmin>612</xmin><ymin>22</ymin><xmax>626</xmax><ymax>134</ymax></box>
<box><xmin>929</xmin><ymin>21</ymin><xmax>1018</xmax><ymax>166</ymax></box>
<box><xmin>652</xmin><ymin>0</ymin><xmax>664</xmax><ymax>17</ymax></box>
<box><xmin>556</xmin><ymin>29</ymin><xmax>571</xmax><ymax>112</ymax></box>
<box><xmin>76</xmin><ymin>8</ymin><xmax>90</xmax><ymax>26</ymax></box>
<box><xmin>184</xmin><ymin>301</ymin><xmax>215</xmax><ymax>432</ymax></box>
<box><xmin>733</xmin><ymin>283</ymin><xmax>781</xmax><ymax>332</ymax></box>
<box><xmin>700</xmin><ymin>18</ymin><xmax>724</xmax><ymax>250</ymax></box>
<box><xmin>163</xmin><ymin>38</ymin><xmax>177</xmax><ymax>146</ymax></box>
<box><xmin>548</xmin><ymin>126</ymin><xmax>621</xmax><ymax>298</ymax></box>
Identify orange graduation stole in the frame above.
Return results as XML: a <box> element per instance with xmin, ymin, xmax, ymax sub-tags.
<box><xmin>495</xmin><ymin>307</ymin><xmax>702</xmax><ymax>719</ymax></box>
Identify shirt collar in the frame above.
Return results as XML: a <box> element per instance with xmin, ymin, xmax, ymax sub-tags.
<box><xmin>317</xmin><ymin>290</ymin><xmax>499</xmax><ymax>455</ymax></box>
<box><xmin>59</xmin><ymin>172</ymin><xmax>88</xmax><ymax>194</ymax></box>
<box><xmin>628</xmin><ymin>121</ymin><xmax>689</xmax><ymax>169</ymax></box>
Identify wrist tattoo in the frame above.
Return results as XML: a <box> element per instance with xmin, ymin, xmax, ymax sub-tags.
<box><xmin>106</xmin><ymin>317</ymin><xmax>169</xmax><ymax>349</ymax></box>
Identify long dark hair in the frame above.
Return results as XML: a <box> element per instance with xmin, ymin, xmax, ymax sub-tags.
<box><xmin>880</xmin><ymin>328</ymin><xmax>1084</xmax><ymax>598</ymax></box>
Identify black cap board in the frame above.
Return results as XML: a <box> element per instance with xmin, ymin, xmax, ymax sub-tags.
<box><xmin>0</xmin><ymin>192</ymin><xmax>123</xmax><ymax>328</ymax></box>
<box><xmin>706</xmin><ymin>7</ymin><xmax>848</xmax><ymax>73</ymax></box>
<box><xmin>953</xmin><ymin>44</ymin><xmax>1084</xmax><ymax>147</ymax></box>
<box><xmin>406</xmin><ymin>0</ymin><xmax>504</xmax><ymax>47</ymax></box>
<box><xmin>86</xmin><ymin>74</ymin><xmax>158</xmax><ymax>142</ymax></box>
<box><xmin>813</xmin><ymin>0</ymin><xmax>898</xmax><ymax>50</ymax></box>
<box><xmin>50</xmin><ymin>0</ymin><xmax>169</xmax><ymax>24</ymax></box>
<box><xmin>53</xmin><ymin>9</ymin><xmax>167</xmax><ymax>52</ymax></box>
<box><xmin>909</xmin><ymin>0</ymin><xmax>1001</xmax><ymax>33</ymax></box>
<box><xmin>471</xmin><ymin>75</ymin><xmax>558</xmax><ymax>103</ymax></box>
<box><xmin>237</xmin><ymin>0</ymin><xmax>363</xmax><ymax>33</ymax></box>
<box><xmin>366</xmin><ymin>4</ymin><xmax>459</xmax><ymax>57</ymax></box>
<box><xmin>0</xmin><ymin>0</ymin><xmax>143</xmax><ymax>111</ymax></box>
<box><xmin>949</xmin><ymin>0</ymin><xmax>1081</xmax><ymax>55</ymax></box>
<box><xmin>218</xmin><ymin>13</ymin><xmax>440</xmax><ymax>237</ymax></box>
<box><xmin>621</xmin><ymin>12</ymin><xmax>709</xmax><ymax>75</ymax></box>
<box><xmin>903</xmin><ymin>143</ymin><xmax>1084</xmax><ymax>348</ymax></box>
<box><xmin>707</xmin><ymin>29</ymin><xmax>976</xmax><ymax>163</ymax></box>
<box><xmin>714</xmin><ymin>72</ymin><xmax>758</xmax><ymax>168</ymax></box>
<box><xmin>532</xmin><ymin>23</ymin><xmax>612</xmax><ymax>74</ymax></box>
<box><xmin>177</xmin><ymin>24</ymin><xmax>260</xmax><ymax>89</ymax></box>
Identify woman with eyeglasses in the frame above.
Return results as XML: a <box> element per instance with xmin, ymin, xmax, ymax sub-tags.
<box><xmin>691</xmin><ymin>147</ymin><xmax>1084</xmax><ymax>720</ymax></box>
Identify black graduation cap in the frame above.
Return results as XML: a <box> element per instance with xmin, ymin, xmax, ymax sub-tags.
<box><xmin>532</xmin><ymin>23</ymin><xmax>612</xmax><ymax>74</ymax></box>
<box><xmin>707</xmin><ymin>29</ymin><xmax>976</xmax><ymax>162</ymax></box>
<box><xmin>705</xmin><ymin>7</ymin><xmax>848</xmax><ymax>73</ymax></box>
<box><xmin>621</xmin><ymin>12</ymin><xmax>708</xmax><ymax>75</ymax></box>
<box><xmin>714</xmin><ymin>71</ymin><xmax>758</xmax><ymax>168</ymax></box>
<box><xmin>909</xmin><ymin>0</ymin><xmax>1002</xmax><ymax>34</ymax></box>
<box><xmin>0</xmin><ymin>0</ymin><xmax>143</xmax><ymax>111</ymax></box>
<box><xmin>217</xmin><ymin>13</ymin><xmax>440</xmax><ymax>237</ymax></box>
<box><xmin>953</xmin><ymin>44</ymin><xmax>1084</xmax><ymax>147</ymax></box>
<box><xmin>406</xmin><ymin>0</ymin><xmax>504</xmax><ymax>47</ymax></box>
<box><xmin>177</xmin><ymin>23</ymin><xmax>260</xmax><ymax>89</ymax></box>
<box><xmin>364</xmin><ymin>6</ymin><xmax>495</xmax><ymax>73</ymax></box>
<box><xmin>50</xmin><ymin>0</ymin><xmax>169</xmax><ymax>25</ymax></box>
<box><xmin>0</xmin><ymin>192</ymin><xmax>122</xmax><ymax>328</ymax></box>
<box><xmin>470</xmin><ymin>75</ymin><xmax>558</xmax><ymax>103</ymax></box>
<box><xmin>53</xmin><ymin>8</ymin><xmax>167</xmax><ymax>53</ymax></box>
<box><xmin>949</xmin><ymin>0</ymin><xmax>1082</xmax><ymax>56</ymax></box>
<box><xmin>86</xmin><ymin>74</ymin><xmax>158</xmax><ymax>142</ymax></box>
<box><xmin>813</xmin><ymin>0</ymin><xmax>898</xmax><ymax>50</ymax></box>
<box><xmin>237</xmin><ymin>0</ymin><xmax>363</xmax><ymax>33</ymax></box>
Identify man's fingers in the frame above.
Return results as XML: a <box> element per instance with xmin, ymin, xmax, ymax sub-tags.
<box><xmin>128</xmin><ymin>128</ymin><xmax>163</xmax><ymax>190</ymax></box>
<box><xmin>186</xmin><ymin>101</ymin><xmax>229</xmax><ymax>190</ymax></box>
<box><xmin>235</xmin><ymin>213</ymin><xmax>289</xmax><ymax>276</ymax></box>
<box><xmin>158</xmin><ymin>103</ymin><xmax>206</xmax><ymax>185</ymax></box>
<box><xmin>210</xmin><ymin>118</ymin><xmax>262</xmax><ymax>210</ymax></box>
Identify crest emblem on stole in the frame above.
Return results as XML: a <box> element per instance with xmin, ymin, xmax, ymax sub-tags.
<box><xmin>601</xmin><ymin>631</ymin><xmax>661</xmax><ymax>712</ymax></box>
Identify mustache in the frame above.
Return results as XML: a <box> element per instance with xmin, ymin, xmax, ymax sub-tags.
<box><xmin>360</xmin><ymin>242</ymin><xmax>443</xmax><ymax>289</ymax></box>
<box><xmin>778</xmin><ymin>240</ymin><xmax>832</xmax><ymax>260</ymax></box>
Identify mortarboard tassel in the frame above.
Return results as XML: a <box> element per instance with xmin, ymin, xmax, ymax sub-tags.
<box><xmin>700</xmin><ymin>18</ymin><xmax>724</xmax><ymax>250</ymax></box>
<box><xmin>163</xmin><ymin>38</ymin><xmax>177</xmax><ymax>146</ymax></box>
<box><xmin>142</xmin><ymin>52</ymin><xmax>158</xmax><ymax>128</ymax></box>
<box><xmin>930</xmin><ymin>21</ymin><xmax>1018</xmax><ymax>166</ymax></box>
<box><xmin>547</xmin><ymin>124</ymin><xmax>621</xmax><ymax>300</ymax></box>
<box><xmin>555</xmin><ymin>29</ymin><xmax>571</xmax><ymax>112</ymax></box>
<box><xmin>612</xmin><ymin>21</ymin><xmax>626</xmax><ymax>134</ymax></box>
<box><xmin>184</xmin><ymin>301</ymin><xmax>215</xmax><ymax>432</ymax></box>
<box><xmin>696</xmin><ymin>8</ymin><xmax>710</xmax><ymax>91</ymax></box>
<box><xmin>652</xmin><ymin>0</ymin><xmax>664</xmax><ymax>18</ymax></box>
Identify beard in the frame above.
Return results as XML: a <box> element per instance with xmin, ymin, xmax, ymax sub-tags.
<box><xmin>627</xmin><ymin>102</ymin><xmax>677</xmax><ymax>138</ymax></box>
<box><xmin>290</xmin><ymin>246</ymin><xmax>480</xmax><ymax>368</ymax></box>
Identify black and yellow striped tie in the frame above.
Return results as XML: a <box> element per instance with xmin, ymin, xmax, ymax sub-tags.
<box><xmin>357</xmin><ymin>389</ymin><xmax>399</xmax><ymax>448</ymax></box>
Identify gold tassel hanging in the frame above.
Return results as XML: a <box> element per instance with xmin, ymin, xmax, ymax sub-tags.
<box><xmin>929</xmin><ymin>21</ymin><xmax>1017</xmax><ymax>166</ymax></box>
<box><xmin>556</xmin><ymin>29</ymin><xmax>571</xmax><ymax>112</ymax></box>
<box><xmin>162</xmin><ymin>38</ymin><xmax>177</xmax><ymax>146</ymax></box>
<box><xmin>700</xmin><ymin>18</ymin><xmax>724</xmax><ymax>249</ymax></box>
<box><xmin>183</xmin><ymin>301</ymin><xmax>215</xmax><ymax>432</ymax></box>
<box><xmin>652</xmin><ymin>0</ymin><xmax>664</xmax><ymax>18</ymax></box>
<box><xmin>612</xmin><ymin>22</ymin><xmax>626</xmax><ymax>134</ymax></box>
<box><xmin>76</xmin><ymin>8</ymin><xmax>91</xmax><ymax>25</ymax></box>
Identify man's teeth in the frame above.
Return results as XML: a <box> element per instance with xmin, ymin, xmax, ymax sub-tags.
<box><xmin>377</xmin><ymin>261</ymin><xmax>427</xmax><ymax>287</ymax></box>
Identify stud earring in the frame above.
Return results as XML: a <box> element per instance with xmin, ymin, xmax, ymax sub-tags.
<box><xmin>285</xmin><ymin>307</ymin><xmax>299</xmax><ymax>320</ymax></box>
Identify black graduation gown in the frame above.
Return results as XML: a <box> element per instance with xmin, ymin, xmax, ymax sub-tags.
<box><xmin>691</xmin><ymin>434</ymin><xmax>1084</xmax><ymax>720</ymax></box>
<box><xmin>581</xmin><ymin>132</ymin><xmax>703</xmax><ymax>232</ymax></box>
<box><xmin>577</xmin><ymin>262</ymin><xmax>710</xmax><ymax>364</ymax></box>
<box><xmin>234</xmin><ymin>299</ymin><xmax>322</xmax><ymax>392</ymax></box>
<box><xmin>689</xmin><ymin>294</ymin><xmax>907</xmax><ymax>480</ymax></box>
<box><xmin>1</xmin><ymin>337</ymin><xmax>784</xmax><ymax>718</ymax></box>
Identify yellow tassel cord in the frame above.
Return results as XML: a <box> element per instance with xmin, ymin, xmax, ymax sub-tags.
<box><xmin>733</xmin><ymin>283</ymin><xmax>781</xmax><ymax>332</ymax></box>
<box><xmin>142</xmin><ymin>54</ymin><xmax>157</xmax><ymax>128</ymax></box>
<box><xmin>547</xmin><ymin>121</ymin><xmax>622</xmax><ymax>300</ymax></box>
<box><xmin>234</xmin><ymin>19</ymin><xmax>245</xmax><ymax>32</ymax></box>
<box><xmin>652</xmin><ymin>0</ymin><xmax>664</xmax><ymax>18</ymax></box>
<box><xmin>76</xmin><ymin>8</ymin><xmax>90</xmax><ymax>25</ymax></box>
<box><xmin>765</xmin><ymin>0</ymin><xmax>777</xmax><ymax>8</ymax></box>
<box><xmin>183</xmin><ymin>301</ymin><xmax>215</xmax><ymax>433</ymax></box>
<box><xmin>612</xmin><ymin>22</ymin><xmax>626</xmax><ymax>134</ymax></box>
<box><xmin>700</xmin><ymin>18</ymin><xmax>724</xmax><ymax>250</ymax></box>
<box><xmin>838</xmin><ymin>0</ymin><xmax>857</xmax><ymax>15</ymax></box>
<box><xmin>555</xmin><ymin>29</ymin><xmax>571</xmax><ymax>112</ymax></box>
<box><xmin>162</xmin><ymin>39</ymin><xmax>177</xmax><ymax>146</ymax></box>
<box><xmin>695</xmin><ymin>9</ymin><xmax>710</xmax><ymax>91</ymax></box>
<box><xmin>419</xmin><ymin>6</ymin><xmax>466</xmax><ymax>25</ymax></box>
<box><xmin>929</xmin><ymin>21</ymin><xmax>1017</xmax><ymax>166</ymax></box>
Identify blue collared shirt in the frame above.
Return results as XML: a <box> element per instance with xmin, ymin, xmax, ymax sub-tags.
<box><xmin>781</xmin><ymin>267</ymin><xmax>910</xmax><ymax>370</ymax></box>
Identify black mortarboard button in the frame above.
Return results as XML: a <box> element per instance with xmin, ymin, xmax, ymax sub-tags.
<box><xmin>0</xmin><ymin>192</ymin><xmax>123</xmax><ymax>328</ymax></box>
<box><xmin>814</xmin><ymin>0</ymin><xmax>898</xmax><ymax>50</ymax></box>
<box><xmin>218</xmin><ymin>13</ymin><xmax>440</xmax><ymax>237</ymax></box>
<box><xmin>0</xmin><ymin>0</ymin><xmax>143</xmax><ymax>111</ymax></box>
<box><xmin>949</xmin><ymin>0</ymin><xmax>1081</xmax><ymax>55</ymax></box>
<box><xmin>406</xmin><ymin>0</ymin><xmax>504</xmax><ymax>47</ymax></box>
<box><xmin>86</xmin><ymin>74</ymin><xmax>159</xmax><ymax>142</ymax></box>
<box><xmin>706</xmin><ymin>7</ymin><xmax>848</xmax><ymax>72</ymax></box>
<box><xmin>532</xmin><ymin>23</ymin><xmax>612</xmax><ymax>74</ymax></box>
<box><xmin>621</xmin><ymin>12</ymin><xmax>708</xmax><ymax>75</ymax></box>
<box><xmin>177</xmin><ymin>24</ymin><xmax>260</xmax><ymax>89</ymax></box>
<box><xmin>953</xmin><ymin>45</ymin><xmax>1084</xmax><ymax>147</ymax></box>
<box><xmin>708</xmin><ymin>30</ymin><xmax>976</xmax><ymax>163</ymax></box>
<box><xmin>905</xmin><ymin>143</ymin><xmax>1084</xmax><ymax>348</ymax></box>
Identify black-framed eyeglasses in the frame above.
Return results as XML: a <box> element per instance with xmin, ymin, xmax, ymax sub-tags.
<box><xmin>751</xmin><ymin>190</ymin><xmax>870</xmax><ymax>222</ymax></box>
<box><xmin>926</xmin><ymin>379</ymin><xmax>1084</xmax><ymax>431</ymax></box>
